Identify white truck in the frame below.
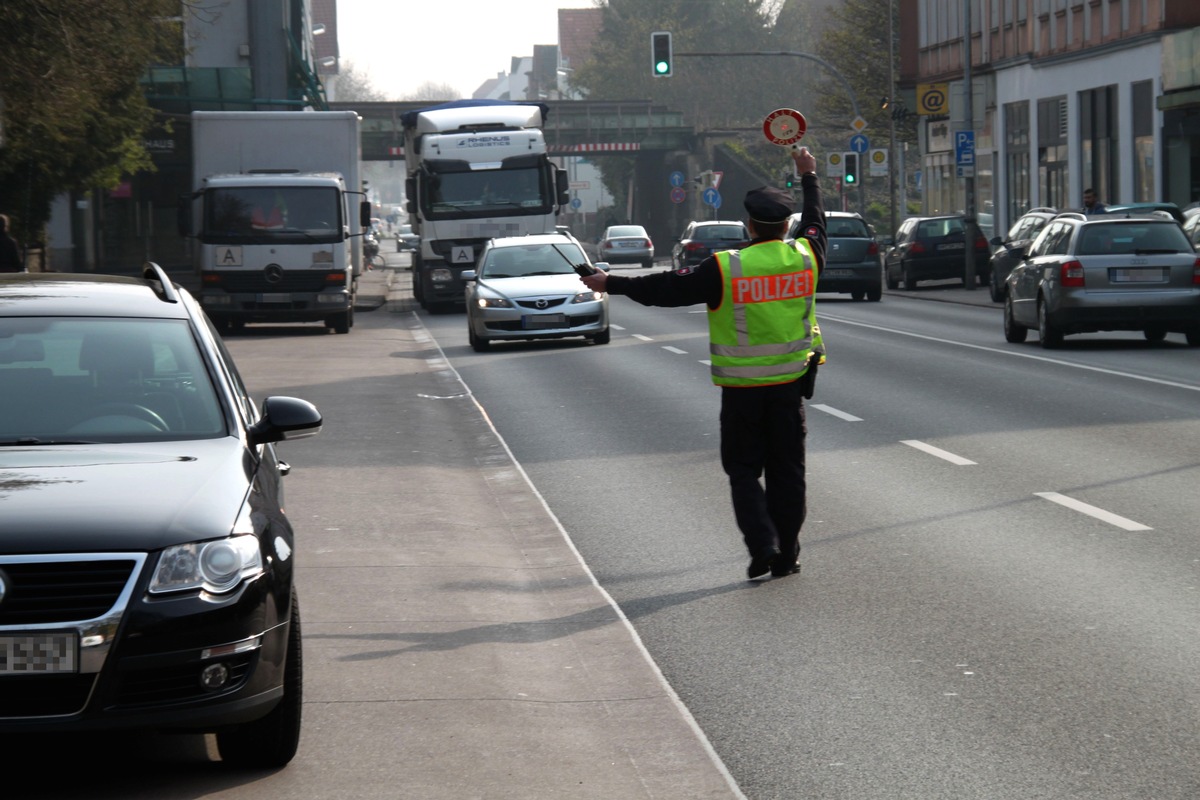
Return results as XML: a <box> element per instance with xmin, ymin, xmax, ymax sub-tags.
<box><xmin>402</xmin><ymin>100</ymin><xmax>569</xmax><ymax>310</ymax></box>
<box><xmin>183</xmin><ymin>110</ymin><xmax>368</xmax><ymax>334</ymax></box>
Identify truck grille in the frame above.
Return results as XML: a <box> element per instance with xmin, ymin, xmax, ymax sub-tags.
<box><xmin>209</xmin><ymin>272</ymin><xmax>333</xmax><ymax>294</ymax></box>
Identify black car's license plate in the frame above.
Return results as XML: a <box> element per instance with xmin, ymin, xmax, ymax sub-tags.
<box><xmin>824</xmin><ymin>269</ymin><xmax>854</xmax><ymax>277</ymax></box>
<box><xmin>937</xmin><ymin>242</ymin><xmax>965</xmax><ymax>251</ymax></box>
<box><xmin>0</xmin><ymin>633</ymin><xmax>78</xmax><ymax>674</ymax></box>
<box><xmin>523</xmin><ymin>313</ymin><xmax>568</xmax><ymax>329</ymax></box>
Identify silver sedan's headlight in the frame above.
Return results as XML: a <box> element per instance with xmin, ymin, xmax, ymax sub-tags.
<box><xmin>571</xmin><ymin>291</ymin><xmax>603</xmax><ymax>304</ymax></box>
<box><xmin>476</xmin><ymin>296</ymin><xmax>512</xmax><ymax>308</ymax></box>
<box><xmin>150</xmin><ymin>535</ymin><xmax>265</xmax><ymax>595</ymax></box>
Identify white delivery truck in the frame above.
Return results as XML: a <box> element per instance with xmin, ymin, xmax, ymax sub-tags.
<box><xmin>183</xmin><ymin>110</ymin><xmax>368</xmax><ymax>334</ymax></box>
<box><xmin>402</xmin><ymin>100</ymin><xmax>569</xmax><ymax>310</ymax></box>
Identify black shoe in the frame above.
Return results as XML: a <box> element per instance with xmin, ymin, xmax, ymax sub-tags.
<box><xmin>747</xmin><ymin>551</ymin><xmax>780</xmax><ymax>580</ymax></box>
<box><xmin>771</xmin><ymin>545</ymin><xmax>801</xmax><ymax>577</ymax></box>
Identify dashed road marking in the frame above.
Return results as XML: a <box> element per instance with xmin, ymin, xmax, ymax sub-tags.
<box><xmin>812</xmin><ymin>404</ymin><xmax>862</xmax><ymax>422</ymax></box>
<box><xmin>1035</xmin><ymin>492</ymin><xmax>1152</xmax><ymax>531</ymax></box>
<box><xmin>901</xmin><ymin>440</ymin><xmax>977</xmax><ymax>465</ymax></box>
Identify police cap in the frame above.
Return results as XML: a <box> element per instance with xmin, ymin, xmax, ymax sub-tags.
<box><xmin>743</xmin><ymin>186</ymin><xmax>794</xmax><ymax>224</ymax></box>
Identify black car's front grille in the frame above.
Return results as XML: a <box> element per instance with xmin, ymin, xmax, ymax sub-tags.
<box><xmin>0</xmin><ymin>560</ymin><xmax>138</xmax><ymax>625</ymax></box>
<box><xmin>0</xmin><ymin>674</ymin><xmax>97</xmax><ymax>716</ymax></box>
<box><xmin>115</xmin><ymin>651</ymin><xmax>256</xmax><ymax>707</ymax></box>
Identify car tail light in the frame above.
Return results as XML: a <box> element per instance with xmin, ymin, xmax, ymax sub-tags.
<box><xmin>1060</xmin><ymin>260</ymin><xmax>1085</xmax><ymax>287</ymax></box>
<box><xmin>866</xmin><ymin>241</ymin><xmax>879</xmax><ymax>256</ymax></box>
<box><xmin>642</xmin><ymin>239</ymin><xmax>653</xmax><ymax>248</ymax></box>
<box><xmin>685</xmin><ymin>242</ymin><xmax>706</xmax><ymax>253</ymax></box>
<box><xmin>975</xmin><ymin>234</ymin><xmax>988</xmax><ymax>251</ymax></box>
<box><xmin>910</xmin><ymin>241</ymin><xmax>926</xmax><ymax>254</ymax></box>
<box><xmin>1193</xmin><ymin>257</ymin><xmax>1200</xmax><ymax>285</ymax></box>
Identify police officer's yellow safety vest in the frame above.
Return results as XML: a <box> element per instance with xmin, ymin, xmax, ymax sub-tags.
<box><xmin>708</xmin><ymin>239</ymin><xmax>823</xmax><ymax>387</ymax></box>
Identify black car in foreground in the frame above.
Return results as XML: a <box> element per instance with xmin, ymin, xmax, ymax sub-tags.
<box><xmin>0</xmin><ymin>265</ymin><xmax>322</xmax><ymax>767</ymax></box>
<box><xmin>989</xmin><ymin>207</ymin><xmax>1058</xmax><ymax>301</ymax></box>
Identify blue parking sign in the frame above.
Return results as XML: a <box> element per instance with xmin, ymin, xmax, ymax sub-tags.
<box><xmin>955</xmin><ymin>131</ymin><xmax>975</xmax><ymax>166</ymax></box>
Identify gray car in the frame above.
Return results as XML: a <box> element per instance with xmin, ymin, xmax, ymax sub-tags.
<box><xmin>989</xmin><ymin>207</ymin><xmax>1057</xmax><ymax>302</ymax></box>
<box><xmin>790</xmin><ymin>210</ymin><xmax>882</xmax><ymax>301</ymax></box>
<box><xmin>463</xmin><ymin>233</ymin><xmax>610</xmax><ymax>351</ymax></box>
<box><xmin>1003</xmin><ymin>212</ymin><xmax>1200</xmax><ymax>348</ymax></box>
<box><xmin>598</xmin><ymin>224</ymin><xmax>654</xmax><ymax>268</ymax></box>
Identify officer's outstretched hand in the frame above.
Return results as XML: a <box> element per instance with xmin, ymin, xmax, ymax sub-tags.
<box><xmin>580</xmin><ymin>270</ymin><xmax>608</xmax><ymax>293</ymax></box>
<box><xmin>791</xmin><ymin>145</ymin><xmax>817</xmax><ymax>175</ymax></box>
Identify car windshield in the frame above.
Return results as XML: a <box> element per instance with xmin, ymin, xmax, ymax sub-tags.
<box><xmin>0</xmin><ymin>318</ymin><xmax>225</xmax><ymax>443</ymax></box>
<box><xmin>827</xmin><ymin>218</ymin><xmax>871</xmax><ymax>238</ymax></box>
<box><xmin>607</xmin><ymin>226</ymin><xmax>645</xmax><ymax>238</ymax></box>
<box><xmin>204</xmin><ymin>186</ymin><xmax>342</xmax><ymax>243</ymax></box>
<box><xmin>481</xmin><ymin>242</ymin><xmax>586</xmax><ymax>278</ymax></box>
<box><xmin>1076</xmin><ymin>223</ymin><xmax>1191</xmax><ymax>255</ymax></box>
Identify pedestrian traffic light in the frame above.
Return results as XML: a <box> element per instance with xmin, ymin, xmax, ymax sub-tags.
<box><xmin>651</xmin><ymin>32</ymin><xmax>673</xmax><ymax>77</ymax></box>
<box><xmin>843</xmin><ymin>153</ymin><xmax>859</xmax><ymax>185</ymax></box>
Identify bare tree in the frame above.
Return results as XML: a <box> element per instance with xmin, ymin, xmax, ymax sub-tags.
<box><xmin>405</xmin><ymin>82</ymin><xmax>461</xmax><ymax>102</ymax></box>
<box><xmin>332</xmin><ymin>59</ymin><xmax>388</xmax><ymax>101</ymax></box>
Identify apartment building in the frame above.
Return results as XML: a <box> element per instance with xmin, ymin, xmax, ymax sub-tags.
<box><xmin>898</xmin><ymin>0</ymin><xmax>1200</xmax><ymax>236</ymax></box>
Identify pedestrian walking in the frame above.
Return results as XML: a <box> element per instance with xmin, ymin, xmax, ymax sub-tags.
<box><xmin>579</xmin><ymin>146</ymin><xmax>826</xmax><ymax>580</ymax></box>
<box><xmin>0</xmin><ymin>214</ymin><xmax>23</xmax><ymax>273</ymax></box>
<box><xmin>1082</xmin><ymin>188</ymin><xmax>1107</xmax><ymax>215</ymax></box>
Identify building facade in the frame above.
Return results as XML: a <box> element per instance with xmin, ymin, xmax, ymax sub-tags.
<box><xmin>899</xmin><ymin>0</ymin><xmax>1200</xmax><ymax>237</ymax></box>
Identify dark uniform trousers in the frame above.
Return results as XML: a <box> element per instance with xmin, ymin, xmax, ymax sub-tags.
<box><xmin>719</xmin><ymin>379</ymin><xmax>807</xmax><ymax>561</ymax></box>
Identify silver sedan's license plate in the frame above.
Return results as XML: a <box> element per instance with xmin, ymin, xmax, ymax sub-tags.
<box><xmin>1111</xmin><ymin>268</ymin><xmax>1166</xmax><ymax>282</ymax></box>
<box><xmin>0</xmin><ymin>633</ymin><xmax>78</xmax><ymax>674</ymax></box>
<box><xmin>523</xmin><ymin>313</ymin><xmax>567</xmax><ymax>329</ymax></box>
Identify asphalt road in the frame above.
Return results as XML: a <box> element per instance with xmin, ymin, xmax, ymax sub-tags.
<box><xmin>422</xmin><ymin>273</ymin><xmax>1200</xmax><ymax>799</ymax></box>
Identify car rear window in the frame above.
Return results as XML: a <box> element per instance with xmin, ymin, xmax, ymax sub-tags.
<box><xmin>1076</xmin><ymin>223</ymin><xmax>1191</xmax><ymax>255</ymax></box>
<box><xmin>917</xmin><ymin>219</ymin><xmax>964</xmax><ymax>239</ymax></box>
<box><xmin>608</xmin><ymin>226</ymin><xmax>645</xmax><ymax>238</ymax></box>
<box><xmin>827</xmin><ymin>218</ymin><xmax>870</xmax><ymax>238</ymax></box>
<box><xmin>696</xmin><ymin>225</ymin><xmax>746</xmax><ymax>241</ymax></box>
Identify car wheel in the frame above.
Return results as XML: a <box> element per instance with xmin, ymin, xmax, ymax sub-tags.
<box><xmin>902</xmin><ymin>264</ymin><xmax>919</xmax><ymax>291</ymax></box>
<box><xmin>1003</xmin><ymin>294</ymin><xmax>1028</xmax><ymax>343</ymax></box>
<box><xmin>851</xmin><ymin>291</ymin><xmax>865</xmax><ymax>301</ymax></box>
<box><xmin>643</xmin><ymin>259</ymin><xmax>654</xmax><ymax>269</ymax></box>
<box><xmin>1037</xmin><ymin>297</ymin><xmax>1063</xmax><ymax>349</ymax></box>
<box><xmin>468</xmin><ymin>326</ymin><xmax>490</xmax><ymax>352</ymax></box>
<box><xmin>1187</xmin><ymin>331</ymin><xmax>1200</xmax><ymax>347</ymax></box>
<box><xmin>885</xmin><ymin>265</ymin><xmax>899</xmax><ymax>290</ymax></box>
<box><xmin>1143</xmin><ymin>328</ymin><xmax>1167</xmax><ymax>343</ymax></box>
<box><xmin>590</xmin><ymin>327</ymin><xmax>611</xmax><ymax>345</ymax></box>
<box><xmin>977</xmin><ymin>270</ymin><xmax>990</xmax><ymax>288</ymax></box>
<box><xmin>327</xmin><ymin>309</ymin><xmax>352</xmax><ymax>334</ymax></box>
<box><xmin>216</xmin><ymin>588</ymin><xmax>303</xmax><ymax>768</ymax></box>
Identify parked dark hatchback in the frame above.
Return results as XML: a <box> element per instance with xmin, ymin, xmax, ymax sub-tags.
<box><xmin>671</xmin><ymin>220</ymin><xmax>750</xmax><ymax>268</ymax></box>
<box><xmin>791</xmin><ymin>210</ymin><xmax>882</xmax><ymax>301</ymax></box>
<box><xmin>0</xmin><ymin>265</ymin><xmax>322</xmax><ymax>768</ymax></box>
<box><xmin>989</xmin><ymin>207</ymin><xmax>1057</xmax><ymax>301</ymax></box>
<box><xmin>885</xmin><ymin>214</ymin><xmax>991</xmax><ymax>290</ymax></box>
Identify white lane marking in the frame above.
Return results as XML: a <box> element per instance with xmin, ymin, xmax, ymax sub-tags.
<box><xmin>901</xmin><ymin>440</ymin><xmax>977</xmax><ymax>465</ymax></box>
<box><xmin>699</xmin><ymin>359</ymin><xmax>712</xmax><ymax>366</ymax></box>
<box><xmin>633</xmin><ymin>334</ymin><xmax>654</xmax><ymax>341</ymax></box>
<box><xmin>811</xmin><ymin>404</ymin><xmax>862</xmax><ymax>422</ymax></box>
<box><xmin>611</xmin><ymin>324</ymin><xmax>627</xmax><ymax>331</ymax></box>
<box><xmin>820</xmin><ymin>314</ymin><xmax>1200</xmax><ymax>393</ymax></box>
<box><xmin>1035</xmin><ymin>492</ymin><xmax>1152</xmax><ymax>531</ymax></box>
<box><xmin>663</xmin><ymin>346</ymin><xmax>688</xmax><ymax>354</ymax></box>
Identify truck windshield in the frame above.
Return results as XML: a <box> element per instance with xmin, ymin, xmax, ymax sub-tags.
<box><xmin>203</xmin><ymin>186</ymin><xmax>342</xmax><ymax>243</ymax></box>
<box><xmin>424</xmin><ymin>166</ymin><xmax>550</xmax><ymax>218</ymax></box>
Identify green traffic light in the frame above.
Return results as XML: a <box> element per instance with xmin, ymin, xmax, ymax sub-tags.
<box><xmin>655</xmin><ymin>61</ymin><xmax>669</xmax><ymax>75</ymax></box>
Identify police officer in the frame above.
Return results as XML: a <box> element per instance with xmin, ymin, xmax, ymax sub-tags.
<box><xmin>580</xmin><ymin>146</ymin><xmax>825</xmax><ymax>580</ymax></box>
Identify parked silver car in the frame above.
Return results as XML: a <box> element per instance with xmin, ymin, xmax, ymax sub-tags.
<box><xmin>790</xmin><ymin>210</ymin><xmax>882</xmax><ymax>301</ymax></box>
<box><xmin>463</xmin><ymin>233</ymin><xmax>610</xmax><ymax>351</ymax></box>
<box><xmin>1003</xmin><ymin>212</ymin><xmax>1200</xmax><ymax>348</ymax></box>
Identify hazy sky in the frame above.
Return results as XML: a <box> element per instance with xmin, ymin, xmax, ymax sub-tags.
<box><xmin>337</xmin><ymin>0</ymin><xmax>597</xmax><ymax>100</ymax></box>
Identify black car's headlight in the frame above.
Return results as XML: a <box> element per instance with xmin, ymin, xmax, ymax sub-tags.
<box><xmin>571</xmin><ymin>291</ymin><xmax>603</xmax><ymax>304</ymax></box>
<box><xmin>150</xmin><ymin>535</ymin><xmax>265</xmax><ymax>596</ymax></box>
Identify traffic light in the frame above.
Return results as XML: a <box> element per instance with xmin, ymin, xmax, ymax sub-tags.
<box><xmin>843</xmin><ymin>153</ymin><xmax>859</xmax><ymax>185</ymax></box>
<box><xmin>651</xmin><ymin>32</ymin><xmax>673</xmax><ymax>77</ymax></box>
<box><xmin>784</xmin><ymin>170</ymin><xmax>795</xmax><ymax>189</ymax></box>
